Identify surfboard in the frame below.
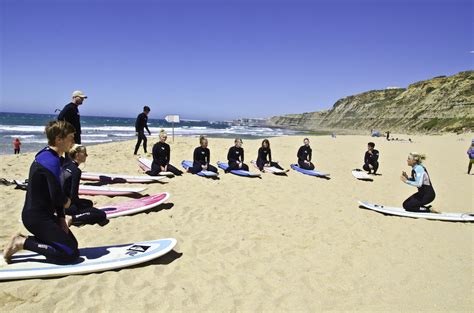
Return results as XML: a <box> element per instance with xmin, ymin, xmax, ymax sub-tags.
<box><xmin>98</xmin><ymin>192</ymin><xmax>170</xmax><ymax>218</ymax></box>
<box><xmin>81</xmin><ymin>172</ymin><xmax>166</xmax><ymax>183</ymax></box>
<box><xmin>0</xmin><ymin>238</ymin><xmax>177</xmax><ymax>281</ymax></box>
<box><xmin>352</xmin><ymin>169</ymin><xmax>373</xmax><ymax>181</ymax></box>
<box><xmin>181</xmin><ymin>160</ymin><xmax>218</xmax><ymax>177</ymax></box>
<box><xmin>137</xmin><ymin>158</ymin><xmax>174</xmax><ymax>177</ymax></box>
<box><xmin>217</xmin><ymin>161</ymin><xmax>261</xmax><ymax>177</ymax></box>
<box><xmin>250</xmin><ymin>160</ymin><xmax>287</xmax><ymax>175</ymax></box>
<box><xmin>79</xmin><ymin>185</ymin><xmax>147</xmax><ymax>196</ymax></box>
<box><xmin>358</xmin><ymin>201</ymin><xmax>474</xmax><ymax>222</ymax></box>
<box><xmin>290</xmin><ymin>164</ymin><xmax>329</xmax><ymax>177</ymax></box>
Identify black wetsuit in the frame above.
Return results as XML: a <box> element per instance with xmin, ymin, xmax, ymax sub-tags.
<box><xmin>256</xmin><ymin>147</ymin><xmax>283</xmax><ymax>171</ymax></box>
<box><xmin>297</xmin><ymin>145</ymin><xmax>315</xmax><ymax>170</ymax></box>
<box><xmin>134</xmin><ymin>112</ymin><xmax>151</xmax><ymax>155</ymax></box>
<box><xmin>147</xmin><ymin>142</ymin><xmax>183</xmax><ymax>176</ymax></box>
<box><xmin>21</xmin><ymin>147</ymin><xmax>79</xmax><ymax>264</ymax></box>
<box><xmin>58</xmin><ymin>103</ymin><xmax>81</xmax><ymax>144</ymax></box>
<box><xmin>61</xmin><ymin>159</ymin><xmax>107</xmax><ymax>226</ymax></box>
<box><xmin>402</xmin><ymin>165</ymin><xmax>436</xmax><ymax>212</ymax></box>
<box><xmin>363</xmin><ymin>149</ymin><xmax>379</xmax><ymax>174</ymax></box>
<box><xmin>226</xmin><ymin>146</ymin><xmax>249</xmax><ymax>172</ymax></box>
<box><xmin>189</xmin><ymin>146</ymin><xmax>218</xmax><ymax>174</ymax></box>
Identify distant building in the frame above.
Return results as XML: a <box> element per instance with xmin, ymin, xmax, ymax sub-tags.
<box><xmin>386</xmin><ymin>86</ymin><xmax>402</xmax><ymax>90</ymax></box>
<box><xmin>232</xmin><ymin>118</ymin><xmax>268</xmax><ymax>127</ymax></box>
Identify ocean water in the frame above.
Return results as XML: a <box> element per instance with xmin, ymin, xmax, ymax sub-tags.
<box><xmin>0</xmin><ymin>112</ymin><xmax>300</xmax><ymax>155</ymax></box>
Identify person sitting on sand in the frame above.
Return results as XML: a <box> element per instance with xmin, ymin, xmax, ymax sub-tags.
<box><xmin>400</xmin><ymin>152</ymin><xmax>437</xmax><ymax>213</ymax></box>
<box><xmin>3</xmin><ymin>120</ymin><xmax>79</xmax><ymax>264</ymax></box>
<box><xmin>297</xmin><ymin>138</ymin><xmax>315</xmax><ymax>170</ymax></box>
<box><xmin>256</xmin><ymin>139</ymin><xmax>284</xmax><ymax>172</ymax></box>
<box><xmin>225</xmin><ymin>138</ymin><xmax>249</xmax><ymax>173</ymax></box>
<box><xmin>467</xmin><ymin>139</ymin><xmax>474</xmax><ymax>174</ymax></box>
<box><xmin>363</xmin><ymin>142</ymin><xmax>379</xmax><ymax>175</ymax></box>
<box><xmin>147</xmin><ymin>129</ymin><xmax>183</xmax><ymax>176</ymax></box>
<box><xmin>61</xmin><ymin>144</ymin><xmax>108</xmax><ymax>227</ymax></box>
<box><xmin>188</xmin><ymin>136</ymin><xmax>218</xmax><ymax>174</ymax></box>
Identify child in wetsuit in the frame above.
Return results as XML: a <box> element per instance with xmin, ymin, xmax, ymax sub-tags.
<box><xmin>3</xmin><ymin>120</ymin><xmax>79</xmax><ymax>264</ymax></box>
<box><xmin>467</xmin><ymin>139</ymin><xmax>474</xmax><ymax>175</ymax></box>
<box><xmin>188</xmin><ymin>136</ymin><xmax>218</xmax><ymax>174</ymax></box>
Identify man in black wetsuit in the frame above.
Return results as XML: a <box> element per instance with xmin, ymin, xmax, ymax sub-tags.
<box><xmin>363</xmin><ymin>142</ymin><xmax>379</xmax><ymax>175</ymax></box>
<box><xmin>3</xmin><ymin>120</ymin><xmax>79</xmax><ymax>264</ymax></box>
<box><xmin>134</xmin><ymin>106</ymin><xmax>151</xmax><ymax>155</ymax></box>
<box><xmin>58</xmin><ymin>90</ymin><xmax>87</xmax><ymax>144</ymax></box>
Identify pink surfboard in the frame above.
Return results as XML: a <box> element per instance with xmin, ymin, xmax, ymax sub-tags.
<box><xmin>98</xmin><ymin>192</ymin><xmax>170</xmax><ymax>218</ymax></box>
<box><xmin>78</xmin><ymin>185</ymin><xmax>147</xmax><ymax>196</ymax></box>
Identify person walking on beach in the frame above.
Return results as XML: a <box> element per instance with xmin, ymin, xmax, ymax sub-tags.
<box><xmin>363</xmin><ymin>142</ymin><xmax>379</xmax><ymax>175</ymax></box>
<box><xmin>13</xmin><ymin>138</ymin><xmax>21</xmax><ymax>154</ymax></box>
<box><xmin>147</xmin><ymin>129</ymin><xmax>183</xmax><ymax>176</ymax></box>
<box><xmin>297</xmin><ymin>138</ymin><xmax>315</xmax><ymax>170</ymax></box>
<box><xmin>256</xmin><ymin>139</ymin><xmax>284</xmax><ymax>172</ymax></box>
<box><xmin>400</xmin><ymin>152</ymin><xmax>437</xmax><ymax>213</ymax></box>
<box><xmin>3</xmin><ymin>120</ymin><xmax>79</xmax><ymax>264</ymax></box>
<box><xmin>61</xmin><ymin>144</ymin><xmax>108</xmax><ymax>227</ymax></box>
<box><xmin>133</xmin><ymin>106</ymin><xmax>152</xmax><ymax>155</ymax></box>
<box><xmin>188</xmin><ymin>136</ymin><xmax>218</xmax><ymax>174</ymax></box>
<box><xmin>225</xmin><ymin>138</ymin><xmax>249</xmax><ymax>173</ymax></box>
<box><xmin>58</xmin><ymin>90</ymin><xmax>87</xmax><ymax>145</ymax></box>
<box><xmin>467</xmin><ymin>139</ymin><xmax>474</xmax><ymax>174</ymax></box>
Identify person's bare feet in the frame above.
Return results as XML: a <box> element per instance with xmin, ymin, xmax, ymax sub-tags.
<box><xmin>3</xmin><ymin>233</ymin><xmax>26</xmax><ymax>263</ymax></box>
<box><xmin>66</xmin><ymin>215</ymin><xmax>73</xmax><ymax>227</ymax></box>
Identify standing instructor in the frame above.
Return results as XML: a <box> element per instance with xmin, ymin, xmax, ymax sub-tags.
<box><xmin>134</xmin><ymin>106</ymin><xmax>151</xmax><ymax>155</ymax></box>
<box><xmin>58</xmin><ymin>90</ymin><xmax>87</xmax><ymax>144</ymax></box>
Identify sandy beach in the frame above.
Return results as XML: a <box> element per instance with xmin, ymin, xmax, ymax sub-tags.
<box><xmin>0</xmin><ymin>133</ymin><xmax>472</xmax><ymax>312</ymax></box>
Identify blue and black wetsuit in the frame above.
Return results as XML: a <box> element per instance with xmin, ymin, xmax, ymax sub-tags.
<box><xmin>147</xmin><ymin>142</ymin><xmax>183</xmax><ymax>176</ymax></box>
<box><xmin>256</xmin><ymin>147</ymin><xmax>283</xmax><ymax>171</ymax></box>
<box><xmin>226</xmin><ymin>146</ymin><xmax>249</xmax><ymax>172</ymax></box>
<box><xmin>21</xmin><ymin>147</ymin><xmax>79</xmax><ymax>264</ymax></box>
<box><xmin>189</xmin><ymin>146</ymin><xmax>218</xmax><ymax>174</ymax></box>
<box><xmin>61</xmin><ymin>159</ymin><xmax>108</xmax><ymax>226</ymax></box>
<box><xmin>363</xmin><ymin>149</ymin><xmax>379</xmax><ymax>174</ymax></box>
<box><xmin>403</xmin><ymin>164</ymin><xmax>436</xmax><ymax>212</ymax></box>
<box><xmin>297</xmin><ymin>145</ymin><xmax>315</xmax><ymax>170</ymax></box>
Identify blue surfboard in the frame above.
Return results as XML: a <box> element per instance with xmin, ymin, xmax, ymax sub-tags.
<box><xmin>181</xmin><ymin>160</ymin><xmax>218</xmax><ymax>177</ymax></box>
<box><xmin>290</xmin><ymin>164</ymin><xmax>330</xmax><ymax>177</ymax></box>
<box><xmin>217</xmin><ymin>161</ymin><xmax>261</xmax><ymax>177</ymax></box>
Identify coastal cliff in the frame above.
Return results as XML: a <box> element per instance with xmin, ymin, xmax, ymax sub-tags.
<box><xmin>268</xmin><ymin>71</ymin><xmax>474</xmax><ymax>133</ymax></box>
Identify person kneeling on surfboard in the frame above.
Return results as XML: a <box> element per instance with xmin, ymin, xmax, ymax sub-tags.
<box><xmin>297</xmin><ymin>138</ymin><xmax>315</xmax><ymax>170</ymax></box>
<box><xmin>400</xmin><ymin>152</ymin><xmax>437</xmax><ymax>213</ymax></box>
<box><xmin>188</xmin><ymin>136</ymin><xmax>218</xmax><ymax>174</ymax></box>
<box><xmin>3</xmin><ymin>120</ymin><xmax>80</xmax><ymax>264</ymax></box>
<box><xmin>147</xmin><ymin>130</ymin><xmax>183</xmax><ymax>176</ymax></box>
<box><xmin>256</xmin><ymin>139</ymin><xmax>284</xmax><ymax>172</ymax></box>
<box><xmin>363</xmin><ymin>142</ymin><xmax>379</xmax><ymax>175</ymax></box>
<box><xmin>225</xmin><ymin>138</ymin><xmax>249</xmax><ymax>173</ymax></box>
<box><xmin>61</xmin><ymin>144</ymin><xmax>109</xmax><ymax>227</ymax></box>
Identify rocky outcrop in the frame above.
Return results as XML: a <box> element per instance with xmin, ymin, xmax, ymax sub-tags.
<box><xmin>268</xmin><ymin>71</ymin><xmax>474</xmax><ymax>133</ymax></box>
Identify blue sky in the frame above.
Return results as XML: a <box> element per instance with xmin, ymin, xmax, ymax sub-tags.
<box><xmin>0</xmin><ymin>0</ymin><xmax>472</xmax><ymax>120</ymax></box>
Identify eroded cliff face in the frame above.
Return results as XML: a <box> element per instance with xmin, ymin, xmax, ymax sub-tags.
<box><xmin>268</xmin><ymin>71</ymin><xmax>474</xmax><ymax>133</ymax></box>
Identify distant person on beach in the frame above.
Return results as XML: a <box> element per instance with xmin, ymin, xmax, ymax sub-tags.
<box><xmin>188</xmin><ymin>136</ymin><xmax>218</xmax><ymax>174</ymax></box>
<box><xmin>147</xmin><ymin>129</ymin><xmax>183</xmax><ymax>176</ymax></box>
<box><xmin>297</xmin><ymin>138</ymin><xmax>315</xmax><ymax>170</ymax></box>
<box><xmin>363</xmin><ymin>142</ymin><xmax>379</xmax><ymax>175</ymax></box>
<box><xmin>61</xmin><ymin>144</ymin><xmax>108</xmax><ymax>227</ymax></box>
<box><xmin>58</xmin><ymin>90</ymin><xmax>87</xmax><ymax>145</ymax></box>
<box><xmin>386</xmin><ymin>131</ymin><xmax>390</xmax><ymax>141</ymax></box>
<box><xmin>400</xmin><ymin>152</ymin><xmax>437</xmax><ymax>213</ymax></box>
<box><xmin>3</xmin><ymin>120</ymin><xmax>79</xmax><ymax>264</ymax></box>
<box><xmin>133</xmin><ymin>106</ymin><xmax>151</xmax><ymax>155</ymax></box>
<box><xmin>13</xmin><ymin>138</ymin><xmax>21</xmax><ymax>154</ymax></box>
<box><xmin>225</xmin><ymin>138</ymin><xmax>249</xmax><ymax>173</ymax></box>
<box><xmin>256</xmin><ymin>139</ymin><xmax>284</xmax><ymax>172</ymax></box>
<box><xmin>467</xmin><ymin>139</ymin><xmax>474</xmax><ymax>174</ymax></box>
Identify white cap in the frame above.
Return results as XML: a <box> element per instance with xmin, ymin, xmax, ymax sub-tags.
<box><xmin>72</xmin><ymin>90</ymin><xmax>87</xmax><ymax>98</ymax></box>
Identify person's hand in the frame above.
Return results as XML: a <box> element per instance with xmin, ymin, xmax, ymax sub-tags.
<box><xmin>202</xmin><ymin>165</ymin><xmax>207</xmax><ymax>170</ymax></box>
<box><xmin>161</xmin><ymin>166</ymin><xmax>165</xmax><ymax>172</ymax></box>
<box><xmin>135</xmin><ymin>132</ymin><xmax>138</xmax><ymax>136</ymax></box>
<box><xmin>238</xmin><ymin>163</ymin><xmax>242</xmax><ymax>168</ymax></box>
<box><xmin>148</xmin><ymin>132</ymin><xmax>151</xmax><ymax>136</ymax></box>
<box><xmin>402</xmin><ymin>171</ymin><xmax>408</xmax><ymax>179</ymax></box>
<box><xmin>265</xmin><ymin>163</ymin><xmax>270</xmax><ymax>167</ymax></box>
<box><xmin>64</xmin><ymin>198</ymin><xmax>71</xmax><ymax>209</ymax></box>
<box><xmin>59</xmin><ymin>217</ymin><xmax>69</xmax><ymax>234</ymax></box>
<box><xmin>368</xmin><ymin>150</ymin><xmax>373</xmax><ymax>154</ymax></box>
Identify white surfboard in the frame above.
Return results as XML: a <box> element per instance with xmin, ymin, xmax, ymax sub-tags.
<box><xmin>352</xmin><ymin>169</ymin><xmax>373</xmax><ymax>181</ymax></box>
<box><xmin>358</xmin><ymin>201</ymin><xmax>474</xmax><ymax>222</ymax></box>
<box><xmin>138</xmin><ymin>158</ymin><xmax>174</xmax><ymax>176</ymax></box>
<box><xmin>250</xmin><ymin>161</ymin><xmax>288</xmax><ymax>175</ymax></box>
<box><xmin>79</xmin><ymin>185</ymin><xmax>147</xmax><ymax>196</ymax></box>
<box><xmin>0</xmin><ymin>238</ymin><xmax>177</xmax><ymax>281</ymax></box>
<box><xmin>81</xmin><ymin>172</ymin><xmax>166</xmax><ymax>183</ymax></box>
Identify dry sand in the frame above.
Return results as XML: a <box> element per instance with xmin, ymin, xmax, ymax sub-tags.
<box><xmin>0</xmin><ymin>134</ymin><xmax>472</xmax><ymax>312</ymax></box>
